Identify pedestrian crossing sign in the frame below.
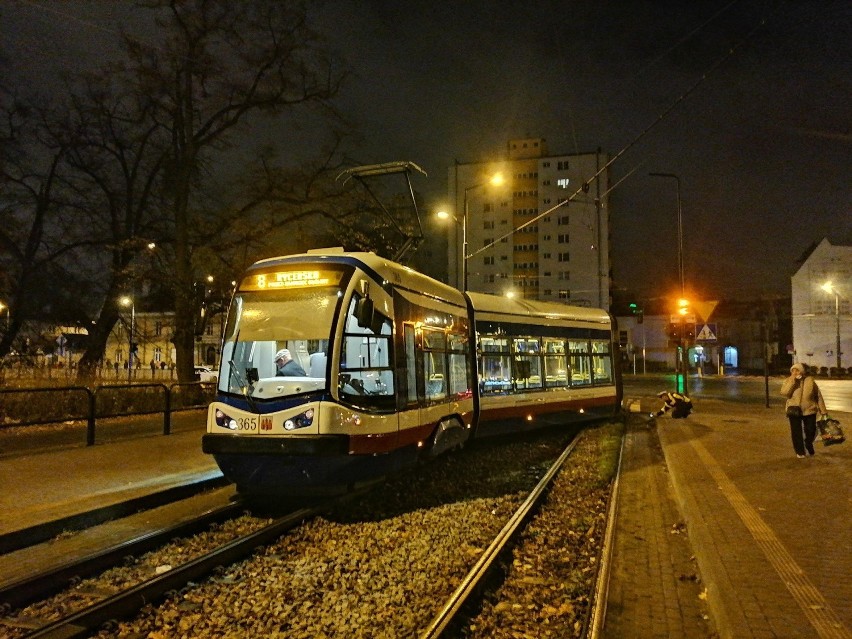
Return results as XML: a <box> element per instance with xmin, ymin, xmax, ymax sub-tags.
<box><xmin>696</xmin><ymin>323</ymin><xmax>717</xmax><ymax>342</ymax></box>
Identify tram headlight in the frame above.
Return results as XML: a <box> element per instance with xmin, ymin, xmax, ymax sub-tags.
<box><xmin>284</xmin><ymin>409</ymin><xmax>315</xmax><ymax>431</ymax></box>
<box><xmin>215</xmin><ymin>408</ymin><xmax>238</xmax><ymax>431</ymax></box>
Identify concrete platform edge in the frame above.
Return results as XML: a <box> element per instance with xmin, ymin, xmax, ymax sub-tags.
<box><xmin>657</xmin><ymin>422</ymin><xmax>740</xmax><ymax>639</ymax></box>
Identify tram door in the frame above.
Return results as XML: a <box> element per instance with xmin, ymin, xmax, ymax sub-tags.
<box><xmin>399</xmin><ymin>324</ymin><xmax>423</xmax><ymax>434</ymax></box>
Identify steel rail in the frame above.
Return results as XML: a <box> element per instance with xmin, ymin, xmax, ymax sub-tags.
<box><xmin>23</xmin><ymin>506</ymin><xmax>321</xmax><ymax>639</ymax></box>
<box><xmin>586</xmin><ymin>420</ymin><xmax>627</xmax><ymax>637</ymax></box>
<box><xmin>0</xmin><ymin>501</ymin><xmax>243</xmax><ymax>610</ymax></box>
<box><xmin>420</xmin><ymin>433</ymin><xmax>582</xmax><ymax>639</ymax></box>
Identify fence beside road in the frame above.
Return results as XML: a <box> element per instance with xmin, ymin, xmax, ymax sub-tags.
<box><xmin>0</xmin><ymin>381</ymin><xmax>215</xmax><ymax>446</ymax></box>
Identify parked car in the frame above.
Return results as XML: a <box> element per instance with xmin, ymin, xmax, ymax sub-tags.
<box><xmin>195</xmin><ymin>365</ymin><xmax>218</xmax><ymax>383</ymax></box>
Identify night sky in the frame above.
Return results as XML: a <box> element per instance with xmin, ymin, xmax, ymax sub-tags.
<box><xmin>3</xmin><ymin>0</ymin><xmax>850</xmax><ymax>302</ymax></box>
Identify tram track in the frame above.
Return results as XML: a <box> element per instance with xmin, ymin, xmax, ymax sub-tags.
<box><xmin>0</xmin><ymin>501</ymin><xmax>245</xmax><ymax>611</ymax></box>
<box><xmin>421</xmin><ymin>434</ymin><xmax>584</xmax><ymax>637</ymax></box>
<box><xmin>418</xmin><ymin>420</ymin><xmax>624</xmax><ymax>639</ymax></box>
<box><xmin>23</xmin><ymin>507</ymin><xmax>320</xmax><ymax>639</ymax></box>
<box><xmin>1</xmin><ymin>504</ymin><xmax>325</xmax><ymax>639</ymax></box>
<box><xmin>1</xmin><ymin>421</ymin><xmax>624</xmax><ymax>638</ymax></box>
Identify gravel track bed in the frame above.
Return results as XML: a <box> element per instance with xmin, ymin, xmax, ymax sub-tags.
<box><xmin>0</xmin><ymin>515</ymin><xmax>272</xmax><ymax>637</ymax></box>
<box><xmin>5</xmin><ymin>421</ymin><xmax>621</xmax><ymax>638</ymax></box>
<box><xmin>465</xmin><ymin>421</ymin><xmax>622</xmax><ymax>638</ymax></box>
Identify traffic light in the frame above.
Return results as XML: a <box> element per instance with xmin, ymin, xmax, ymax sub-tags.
<box><xmin>629</xmin><ymin>302</ymin><xmax>644</xmax><ymax>324</ymax></box>
<box><xmin>667</xmin><ymin>323</ymin><xmax>681</xmax><ymax>341</ymax></box>
<box><xmin>677</xmin><ymin>298</ymin><xmax>690</xmax><ymax>316</ymax></box>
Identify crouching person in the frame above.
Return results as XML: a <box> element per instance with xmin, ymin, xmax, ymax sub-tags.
<box><xmin>656</xmin><ymin>391</ymin><xmax>693</xmax><ymax>418</ymax></box>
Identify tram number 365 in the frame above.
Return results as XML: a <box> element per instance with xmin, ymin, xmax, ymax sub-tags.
<box><xmin>235</xmin><ymin>417</ymin><xmax>258</xmax><ymax>431</ymax></box>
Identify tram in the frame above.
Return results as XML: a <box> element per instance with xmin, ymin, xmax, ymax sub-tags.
<box><xmin>202</xmin><ymin>249</ymin><xmax>621</xmax><ymax>494</ymax></box>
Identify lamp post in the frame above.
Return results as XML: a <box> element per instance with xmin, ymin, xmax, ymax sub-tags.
<box><xmin>120</xmin><ymin>296</ymin><xmax>135</xmax><ymax>383</ymax></box>
<box><xmin>442</xmin><ymin>172</ymin><xmax>503</xmax><ymax>291</ymax></box>
<box><xmin>821</xmin><ymin>281</ymin><xmax>842</xmax><ymax>370</ymax></box>
<box><xmin>649</xmin><ymin>172</ymin><xmax>684</xmax><ymax>296</ymax></box>
<box><xmin>650</xmin><ymin>172</ymin><xmax>687</xmax><ymax>394</ymax></box>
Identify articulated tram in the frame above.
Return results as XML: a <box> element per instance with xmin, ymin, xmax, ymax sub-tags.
<box><xmin>202</xmin><ymin>249</ymin><xmax>622</xmax><ymax>494</ymax></box>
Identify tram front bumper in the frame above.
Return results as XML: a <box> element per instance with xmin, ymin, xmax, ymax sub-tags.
<box><xmin>202</xmin><ymin>433</ymin><xmax>350</xmax><ymax>457</ymax></box>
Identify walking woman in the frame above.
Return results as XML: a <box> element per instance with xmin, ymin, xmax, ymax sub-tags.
<box><xmin>780</xmin><ymin>363</ymin><xmax>827</xmax><ymax>458</ymax></box>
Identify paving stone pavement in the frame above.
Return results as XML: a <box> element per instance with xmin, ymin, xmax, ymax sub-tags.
<box><xmin>602</xmin><ymin>416</ymin><xmax>717</xmax><ymax>638</ymax></box>
<box><xmin>603</xmin><ymin>395</ymin><xmax>851</xmax><ymax>639</ymax></box>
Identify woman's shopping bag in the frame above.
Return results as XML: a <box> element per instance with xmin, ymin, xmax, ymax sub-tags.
<box><xmin>817</xmin><ymin>417</ymin><xmax>846</xmax><ymax>446</ymax></box>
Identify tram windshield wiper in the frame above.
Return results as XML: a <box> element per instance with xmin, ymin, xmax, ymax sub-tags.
<box><xmin>226</xmin><ymin>329</ymin><xmax>258</xmax><ymax>413</ymax></box>
<box><xmin>228</xmin><ymin>359</ymin><xmax>259</xmax><ymax>413</ymax></box>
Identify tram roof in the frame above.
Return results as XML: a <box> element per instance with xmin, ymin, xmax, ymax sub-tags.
<box><xmin>466</xmin><ymin>291</ymin><xmax>611</xmax><ymax>326</ymax></box>
<box><xmin>251</xmin><ymin>249</ymin><xmax>467</xmax><ymax>306</ymax></box>
<box><xmin>250</xmin><ymin>249</ymin><xmax>611</xmax><ymax>327</ymax></box>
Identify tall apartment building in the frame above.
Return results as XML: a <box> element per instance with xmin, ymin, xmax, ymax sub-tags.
<box><xmin>446</xmin><ymin>137</ymin><xmax>611</xmax><ymax>308</ymax></box>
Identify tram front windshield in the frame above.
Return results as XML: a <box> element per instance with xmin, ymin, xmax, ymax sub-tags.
<box><xmin>218</xmin><ymin>281</ymin><xmax>345</xmax><ymax>400</ymax></box>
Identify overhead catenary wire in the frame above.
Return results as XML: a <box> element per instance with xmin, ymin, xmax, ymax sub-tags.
<box><xmin>467</xmin><ymin>5</ymin><xmax>778</xmax><ymax>262</ymax></box>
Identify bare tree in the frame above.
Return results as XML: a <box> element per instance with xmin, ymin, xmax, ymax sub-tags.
<box><xmin>63</xmin><ymin>75</ymin><xmax>171</xmax><ymax>380</ymax></box>
<box><xmin>0</xmin><ymin>90</ymin><xmax>93</xmax><ymax>358</ymax></box>
<box><xmin>115</xmin><ymin>0</ymin><xmax>345</xmax><ymax>381</ymax></box>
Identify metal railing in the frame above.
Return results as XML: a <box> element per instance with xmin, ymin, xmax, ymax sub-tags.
<box><xmin>0</xmin><ymin>382</ymin><xmax>215</xmax><ymax>445</ymax></box>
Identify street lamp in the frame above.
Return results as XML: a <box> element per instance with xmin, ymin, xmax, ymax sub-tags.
<box><xmin>120</xmin><ymin>296</ymin><xmax>135</xmax><ymax>383</ymax></box>
<box><xmin>650</xmin><ymin>172</ymin><xmax>687</xmax><ymax>394</ymax></box>
<box><xmin>439</xmin><ymin>172</ymin><xmax>503</xmax><ymax>291</ymax></box>
<box><xmin>821</xmin><ymin>281</ymin><xmax>842</xmax><ymax>370</ymax></box>
<box><xmin>649</xmin><ymin>172</ymin><xmax>684</xmax><ymax>297</ymax></box>
<box><xmin>463</xmin><ymin>172</ymin><xmax>504</xmax><ymax>291</ymax></box>
<box><xmin>0</xmin><ymin>301</ymin><xmax>9</xmax><ymax>332</ymax></box>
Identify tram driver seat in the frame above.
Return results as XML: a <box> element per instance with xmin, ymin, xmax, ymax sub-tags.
<box><xmin>309</xmin><ymin>351</ymin><xmax>327</xmax><ymax>378</ymax></box>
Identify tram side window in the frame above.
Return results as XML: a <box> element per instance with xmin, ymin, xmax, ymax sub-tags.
<box><xmin>339</xmin><ymin>297</ymin><xmax>394</xmax><ymax>409</ymax></box>
<box><xmin>480</xmin><ymin>336</ymin><xmax>512</xmax><ymax>394</ymax></box>
<box><xmin>543</xmin><ymin>338</ymin><xmax>568</xmax><ymax>387</ymax></box>
<box><xmin>513</xmin><ymin>337</ymin><xmax>542</xmax><ymax>390</ymax></box>
<box><xmin>423</xmin><ymin>329</ymin><xmax>447</xmax><ymax>402</ymax></box>
<box><xmin>448</xmin><ymin>332</ymin><xmax>471</xmax><ymax>398</ymax></box>
<box><xmin>591</xmin><ymin>339</ymin><xmax>613</xmax><ymax>384</ymax></box>
<box><xmin>569</xmin><ymin>339</ymin><xmax>592</xmax><ymax>386</ymax></box>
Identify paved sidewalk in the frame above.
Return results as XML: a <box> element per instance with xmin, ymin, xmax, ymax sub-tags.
<box><xmin>606</xmin><ymin>394</ymin><xmax>851</xmax><ymax>639</ymax></box>
<box><xmin>602</xmin><ymin>415</ymin><xmax>716</xmax><ymax>638</ymax></box>
<box><xmin>0</xmin><ymin>427</ymin><xmax>219</xmax><ymax>537</ymax></box>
